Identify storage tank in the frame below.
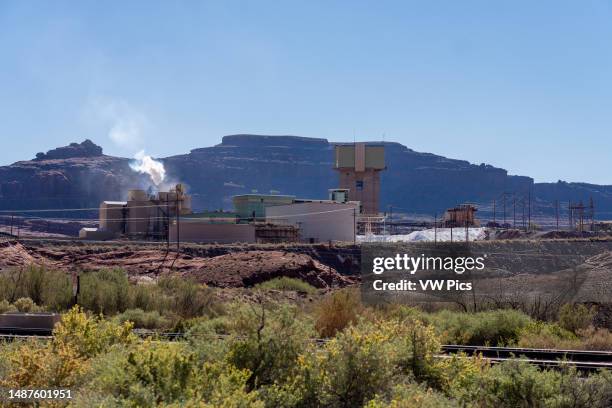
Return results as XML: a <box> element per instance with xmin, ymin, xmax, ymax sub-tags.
<box><xmin>128</xmin><ymin>189</ymin><xmax>148</xmax><ymax>201</ymax></box>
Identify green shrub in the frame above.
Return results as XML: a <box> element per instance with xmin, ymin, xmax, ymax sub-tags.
<box><xmin>558</xmin><ymin>303</ymin><xmax>594</xmax><ymax>334</ymax></box>
<box><xmin>13</xmin><ymin>297</ymin><xmax>39</xmax><ymax>312</ymax></box>
<box><xmin>428</xmin><ymin>309</ymin><xmax>532</xmax><ymax>346</ymax></box>
<box><xmin>0</xmin><ymin>266</ymin><xmax>72</xmax><ymax>310</ymax></box>
<box><xmin>314</xmin><ymin>289</ymin><xmax>363</xmax><ymax>338</ymax></box>
<box><xmin>226</xmin><ymin>303</ymin><xmax>314</xmax><ymax>391</ymax></box>
<box><xmin>52</xmin><ymin>306</ymin><xmax>135</xmax><ymax>359</ymax></box>
<box><xmin>158</xmin><ymin>277</ymin><xmax>221</xmax><ymax>318</ymax></box>
<box><xmin>0</xmin><ymin>299</ymin><xmax>16</xmax><ymax>314</ymax></box>
<box><xmin>255</xmin><ymin>277</ymin><xmax>317</xmax><ymax>294</ymax></box>
<box><xmin>300</xmin><ymin>320</ymin><xmax>400</xmax><ymax>407</ymax></box>
<box><xmin>115</xmin><ymin>308</ymin><xmax>171</xmax><ymax>330</ymax></box>
<box><xmin>517</xmin><ymin>321</ymin><xmax>579</xmax><ymax>349</ymax></box>
<box><xmin>79</xmin><ymin>269</ymin><xmax>131</xmax><ymax>315</ymax></box>
<box><xmin>0</xmin><ymin>306</ymin><xmax>135</xmax><ymax>389</ymax></box>
<box><xmin>84</xmin><ymin>342</ymin><xmax>262</xmax><ymax>407</ymax></box>
<box><xmin>365</xmin><ymin>382</ymin><xmax>457</xmax><ymax>408</ymax></box>
<box><xmin>464</xmin><ymin>360</ymin><xmax>612</xmax><ymax>408</ymax></box>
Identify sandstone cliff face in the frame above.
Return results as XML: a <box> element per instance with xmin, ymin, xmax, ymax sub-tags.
<box><xmin>0</xmin><ymin>140</ymin><xmax>148</xmax><ymax>213</ymax></box>
<box><xmin>0</xmin><ymin>136</ymin><xmax>610</xmax><ymax>217</ymax></box>
<box><xmin>163</xmin><ymin>135</ymin><xmax>533</xmax><ymax>214</ymax></box>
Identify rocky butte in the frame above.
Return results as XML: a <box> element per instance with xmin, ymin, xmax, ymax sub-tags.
<box><xmin>1</xmin><ymin>135</ymin><xmax>611</xmax><ymax>217</ymax></box>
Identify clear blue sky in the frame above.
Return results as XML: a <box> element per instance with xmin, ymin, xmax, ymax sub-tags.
<box><xmin>1</xmin><ymin>1</ymin><xmax>611</xmax><ymax>184</ymax></box>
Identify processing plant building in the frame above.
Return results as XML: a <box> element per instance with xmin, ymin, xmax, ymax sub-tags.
<box><xmin>334</xmin><ymin>142</ymin><xmax>385</xmax><ymax>215</ymax></box>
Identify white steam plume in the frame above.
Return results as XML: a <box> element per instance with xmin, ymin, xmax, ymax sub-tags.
<box><xmin>130</xmin><ymin>150</ymin><xmax>166</xmax><ymax>186</ymax></box>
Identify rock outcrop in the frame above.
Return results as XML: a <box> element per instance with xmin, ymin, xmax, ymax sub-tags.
<box><xmin>1</xmin><ymin>135</ymin><xmax>611</xmax><ymax>217</ymax></box>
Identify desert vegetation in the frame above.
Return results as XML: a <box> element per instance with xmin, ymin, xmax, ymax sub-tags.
<box><xmin>0</xmin><ymin>266</ymin><xmax>611</xmax><ymax>407</ymax></box>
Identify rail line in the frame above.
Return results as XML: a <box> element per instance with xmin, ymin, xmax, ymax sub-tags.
<box><xmin>2</xmin><ymin>330</ymin><xmax>611</xmax><ymax>372</ymax></box>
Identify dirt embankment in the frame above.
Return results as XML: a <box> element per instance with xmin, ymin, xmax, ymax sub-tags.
<box><xmin>0</xmin><ymin>240</ymin><xmax>356</xmax><ymax>289</ymax></box>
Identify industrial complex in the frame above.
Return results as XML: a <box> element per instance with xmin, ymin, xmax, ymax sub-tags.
<box><xmin>80</xmin><ymin>143</ymin><xmax>378</xmax><ymax>244</ymax></box>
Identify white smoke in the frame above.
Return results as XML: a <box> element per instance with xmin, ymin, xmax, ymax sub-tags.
<box><xmin>130</xmin><ymin>150</ymin><xmax>166</xmax><ymax>186</ymax></box>
<box><xmin>87</xmin><ymin>98</ymin><xmax>147</xmax><ymax>149</ymax></box>
<box><xmin>85</xmin><ymin>97</ymin><xmax>168</xmax><ymax>186</ymax></box>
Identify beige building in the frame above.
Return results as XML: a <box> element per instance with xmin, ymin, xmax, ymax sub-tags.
<box><xmin>334</xmin><ymin>143</ymin><xmax>385</xmax><ymax>215</ymax></box>
<box><xmin>266</xmin><ymin>200</ymin><xmax>359</xmax><ymax>243</ymax></box>
<box><xmin>84</xmin><ymin>184</ymin><xmax>193</xmax><ymax>241</ymax></box>
<box><xmin>79</xmin><ymin>227</ymin><xmax>117</xmax><ymax>240</ymax></box>
<box><xmin>443</xmin><ymin>204</ymin><xmax>479</xmax><ymax>227</ymax></box>
<box><xmin>99</xmin><ymin>201</ymin><xmax>127</xmax><ymax>234</ymax></box>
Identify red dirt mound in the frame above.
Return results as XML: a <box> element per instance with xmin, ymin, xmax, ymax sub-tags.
<box><xmin>0</xmin><ymin>241</ymin><xmax>355</xmax><ymax>289</ymax></box>
<box><xmin>186</xmin><ymin>250</ymin><xmax>355</xmax><ymax>288</ymax></box>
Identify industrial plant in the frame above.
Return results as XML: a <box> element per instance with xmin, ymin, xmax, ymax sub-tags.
<box><xmin>80</xmin><ymin>143</ymin><xmax>381</xmax><ymax>244</ymax></box>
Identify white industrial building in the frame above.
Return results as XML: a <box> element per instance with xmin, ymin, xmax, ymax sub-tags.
<box><xmin>266</xmin><ymin>199</ymin><xmax>359</xmax><ymax>243</ymax></box>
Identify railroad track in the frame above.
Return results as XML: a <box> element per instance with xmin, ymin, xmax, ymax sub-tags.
<box><xmin>441</xmin><ymin>344</ymin><xmax>612</xmax><ymax>372</ymax></box>
<box><xmin>2</xmin><ymin>330</ymin><xmax>611</xmax><ymax>372</ymax></box>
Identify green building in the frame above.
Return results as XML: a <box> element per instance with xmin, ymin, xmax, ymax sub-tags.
<box><xmin>232</xmin><ymin>194</ymin><xmax>295</xmax><ymax>221</ymax></box>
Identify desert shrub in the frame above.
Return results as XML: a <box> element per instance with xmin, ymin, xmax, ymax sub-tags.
<box><xmin>131</xmin><ymin>281</ymin><xmax>167</xmax><ymax>311</ymax></box>
<box><xmin>255</xmin><ymin>277</ymin><xmax>317</xmax><ymax>294</ymax></box>
<box><xmin>0</xmin><ymin>338</ymin><xmax>85</xmax><ymax>389</ymax></box>
<box><xmin>393</xmin><ymin>318</ymin><xmax>442</xmax><ymax>382</ymax></box>
<box><xmin>0</xmin><ymin>306</ymin><xmax>135</xmax><ymax>389</ymax></box>
<box><xmin>428</xmin><ymin>309</ymin><xmax>532</xmax><ymax>346</ymax></box>
<box><xmin>158</xmin><ymin>276</ymin><xmax>221</xmax><ymax>318</ymax></box>
<box><xmin>186</xmin><ymin>316</ymin><xmax>233</xmax><ymax>362</ymax></box>
<box><xmin>84</xmin><ymin>341</ymin><xmax>261</xmax><ymax>407</ymax></box>
<box><xmin>558</xmin><ymin>303</ymin><xmax>594</xmax><ymax>334</ymax></box>
<box><xmin>0</xmin><ymin>266</ymin><xmax>72</xmax><ymax>310</ymax></box>
<box><xmin>79</xmin><ymin>269</ymin><xmax>131</xmax><ymax>314</ymax></box>
<box><xmin>115</xmin><ymin>308</ymin><xmax>171</xmax><ymax>330</ymax></box>
<box><xmin>464</xmin><ymin>360</ymin><xmax>612</xmax><ymax>408</ymax></box>
<box><xmin>517</xmin><ymin>321</ymin><xmax>579</xmax><ymax>349</ymax></box>
<box><xmin>263</xmin><ymin>317</ymin><xmax>443</xmax><ymax>407</ymax></box>
<box><xmin>226</xmin><ymin>303</ymin><xmax>314</xmax><ymax>391</ymax></box>
<box><xmin>0</xmin><ymin>299</ymin><xmax>16</xmax><ymax>313</ymax></box>
<box><xmin>314</xmin><ymin>288</ymin><xmax>363</xmax><ymax>337</ymax></box>
<box><xmin>365</xmin><ymin>382</ymin><xmax>457</xmax><ymax>408</ymax></box>
<box><xmin>298</xmin><ymin>320</ymin><xmax>400</xmax><ymax>407</ymax></box>
<box><xmin>574</xmin><ymin>326</ymin><xmax>612</xmax><ymax>351</ymax></box>
<box><xmin>13</xmin><ymin>297</ymin><xmax>40</xmax><ymax>312</ymax></box>
<box><xmin>53</xmin><ymin>306</ymin><xmax>135</xmax><ymax>359</ymax></box>
<box><xmin>552</xmin><ymin>366</ymin><xmax>612</xmax><ymax>408</ymax></box>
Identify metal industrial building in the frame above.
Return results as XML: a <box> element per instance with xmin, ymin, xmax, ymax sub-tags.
<box><xmin>266</xmin><ymin>198</ymin><xmax>359</xmax><ymax>243</ymax></box>
<box><xmin>81</xmin><ymin>184</ymin><xmax>192</xmax><ymax>240</ymax></box>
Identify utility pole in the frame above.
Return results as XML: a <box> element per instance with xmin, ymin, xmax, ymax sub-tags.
<box><xmin>353</xmin><ymin>208</ymin><xmax>356</xmax><ymax>244</ymax></box>
<box><xmin>503</xmin><ymin>192</ymin><xmax>507</xmax><ymax>228</ymax></box>
<box><xmin>513</xmin><ymin>196</ymin><xmax>516</xmax><ymax>228</ymax></box>
<box><xmin>555</xmin><ymin>200</ymin><xmax>559</xmax><ymax>230</ymax></box>
<box><xmin>389</xmin><ymin>205</ymin><xmax>393</xmax><ymax>235</ymax></box>
<box><xmin>568</xmin><ymin>201</ymin><xmax>572</xmax><ymax>231</ymax></box>
<box><xmin>492</xmin><ymin>199</ymin><xmax>496</xmax><ymax>227</ymax></box>
<box><xmin>589</xmin><ymin>196</ymin><xmax>595</xmax><ymax>231</ymax></box>
<box><xmin>72</xmin><ymin>272</ymin><xmax>80</xmax><ymax>307</ymax></box>
<box><xmin>10</xmin><ymin>214</ymin><xmax>13</xmax><ymax>236</ymax></box>
<box><xmin>166</xmin><ymin>196</ymin><xmax>170</xmax><ymax>249</ymax></box>
<box><xmin>522</xmin><ymin>199</ymin><xmax>526</xmax><ymax>231</ymax></box>
<box><xmin>434</xmin><ymin>212</ymin><xmax>437</xmax><ymax>245</ymax></box>
<box><xmin>176</xmin><ymin>195</ymin><xmax>180</xmax><ymax>252</ymax></box>
<box><xmin>527</xmin><ymin>187</ymin><xmax>532</xmax><ymax>231</ymax></box>
<box><xmin>465</xmin><ymin>218</ymin><xmax>469</xmax><ymax>243</ymax></box>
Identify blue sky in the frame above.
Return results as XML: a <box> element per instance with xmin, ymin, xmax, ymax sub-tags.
<box><xmin>1</xmin><ymin>1</ymin><xmax>611</xmax><ymax>184</ymax></box>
